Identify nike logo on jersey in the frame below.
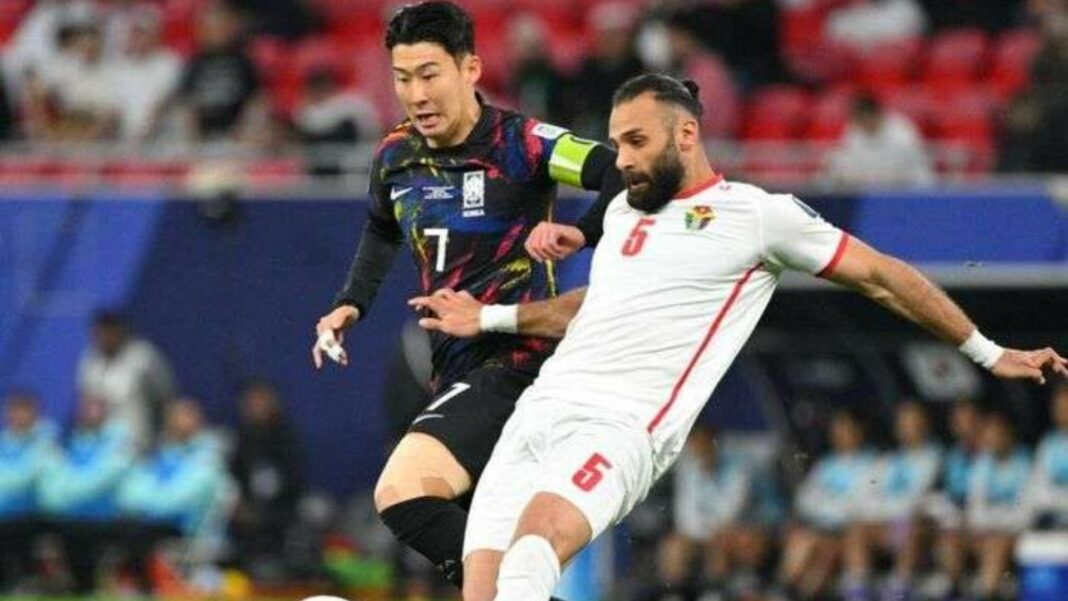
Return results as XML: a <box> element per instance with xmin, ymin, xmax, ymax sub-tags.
<box><xmin>412</xmin><ymin>413</ymin><xmax>444</xmax><ymax>425</ymax></box>
<box><xmin>391</xmin><ymin>186</ymin><xmax>413</xmax><ymax>200</ymax></box>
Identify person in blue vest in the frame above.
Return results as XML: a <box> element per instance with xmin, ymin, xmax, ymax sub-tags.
<box><xmin>776</xmin><ymin>409</ymin><xmax>877</xmax><ymax>600</ymax></box>
<box><xmin>1031</xmin><ymin>382</ymin><xmax>1068</xmax><ymax>528</ymax></box>
<box><xmin>0</xmin><ymin>390</ymin><xmax>57</xmax><ymax>591</ymax></box>
<box><xmin>117</xmin><ymin>398</ymin><xmax>224</xmax><ymax>593</ymax></box>
<box><xmin>931</xmin><ymin>397</ymin><xmax>984</xmax><ymax>594</ymax></box>
<box><xmin>842</xmin><ymin>401</ymin><xmax>942</xmax><ymax>601</ymax></box>
<box><xmin>966</xmin><ymin>409</ymin><xmax>1033</xmax><ymax>600</ymax></box>
<box><xmin>39</xmin><ymin>395</ymin><xmax>134</xmax><ymax>593</ymax></box>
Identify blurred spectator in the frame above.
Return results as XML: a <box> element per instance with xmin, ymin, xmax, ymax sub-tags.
<box><xmin>39</xmin><ymin>395</ymin><xmax>134</xmax><ymax>593</ymax></box>
<box><xmin>226</xmin><ymin>0</ymin><xmax>318</xmax><ymax>40</ymax></box>
<box><xmin>3</xmin><ymin>0</ymin><xmax>95</xmax><ymax>88</ymax></box>
<box><xmin>825</xmin><ymin>0</ymin><xmax>928</xmax><ymax>50</ymax></box>
<box><xmin>931</xmin><ymin>398</ymin><xmax>984</xmax><ymax>596</ymax></box>
<box><xmin>826</xmin><ymin>94</ymin><xmax>934</xmax><ymax>187</ymax></box>
<box><xmin>118</xmin><ymin>398</ymin><xmax>226</xmax><ymax>592</ymax></box>
<box><xmin>647</xmin><ymin>425</ymin><xmax>764</xmax><ymax>601</ymax></box>
<box><xmin>0</xmin><ymin>75</ymin><xmax>13</xmax><ymax>141</ymax></box>
<box><xmin>566</xmin><ymin>1</ymin><xmax>645</xmax><ymax>138</ymax></box>
<box><xmin>24</xmin><ymin>13</ymin><xmax>121</xmax><ymax>141</ymax></box>
<box><xmin>842</xmin><ymin>402</ymin><xmax>941</xmax><ymax>601</ymax></box>
<box><xmin>112</xmin><ymin>6</ymin><xmax>182</xmax><ymax>142</ymax></box>
<box><xmin>98</xmin><ymin>0</ymin><xmax>143</xmax><ymax>58</ymax></box>
<box><xmin>776</xmin><ymin>409</ymin><xmax>875</xmax><ymax>600</ymax></box>
<box><xmin>673</xmin><ymin>0</ymin><xmax>783</xmax><ymax>89</ymax></box>
<box><xmin>173</xmin><ymin>3</ymin><xmax>267</xmax><ymax>144</ymax></box>
<box><xmin>78</xmin><ymin>310</ymin><xmax>175</xmax><ymax>449</ymax></box>
<box><xmin>663</xmin><ymin>12</ymin><xmax>739</xmax><ymax>139</ymax></box>
<box><xmin>230</xmin><ymin>379</ymin><xmax>303</xmax><ymax>578</ymax></box>
<box><xmin>1029</xmin><ymin>382</ymin><xmax>1068</xmax><ymax>528</ymax></box>
<box><xmin>507</xmin><ymin>13</ymin><xmax>567</xmax><ymax>125</ymax></box>
<box><xmin>998</xmin><ymin>0</ymin><xmax>1068</xmax><ymax>172</ymax></box>
<box><xmin>964</xmin><ymin>409</ymin><xmax>1032</xmax><ymax>600</ymax></box>
<box><xmin>0</xmin><ymin>391</ymin><xmax>57</xmax><ymax>591</ymax></box>
<box><xmin>294</xmin><ymin>68</ymin><xmax>380</xmax><ymax>176</ymax></box>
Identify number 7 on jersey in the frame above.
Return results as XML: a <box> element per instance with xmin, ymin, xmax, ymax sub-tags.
<box><xmin>425</xmin><ymin>228</ymin><xmax>449</xmax><ymax>272</ymax></box>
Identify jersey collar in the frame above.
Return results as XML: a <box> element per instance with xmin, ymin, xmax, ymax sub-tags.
<box><xmin>673</xmin><ymin>172</ymin><xmax>724</xmax><ymax>201</ymax></box>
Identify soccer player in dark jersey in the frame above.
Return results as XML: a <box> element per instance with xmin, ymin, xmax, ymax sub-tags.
<box><xmin>310</xmin><ymin>1</ymin><xmax>621</xmax><ymax>590</ymax></box>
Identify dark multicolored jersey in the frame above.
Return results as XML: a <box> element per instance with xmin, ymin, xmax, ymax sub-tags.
<box><xmin>334</xmin><ymin>102</ymin><xmax>620</xmax><ymax>389</ymax></box>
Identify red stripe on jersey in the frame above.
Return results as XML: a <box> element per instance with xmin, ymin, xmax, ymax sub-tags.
<box><xmin>646</xmin><ymin>263</ymin><xmax>763</xmax><ymax>433</ymax></box>
<box><xmin>673</xmin><ymin>173</ymin><xmax>724</xmax><ymax>200</ymax></box>
<box><xmin>816</xmin><ymin>232</ymin><xmax>851</xmax><ymax>278</ymax></box>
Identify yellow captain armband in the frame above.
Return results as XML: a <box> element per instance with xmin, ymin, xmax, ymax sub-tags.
<box><xmin>548</xmin><ymin>132</ymin><xmax>599</xmax><ymax>189</ymax></box>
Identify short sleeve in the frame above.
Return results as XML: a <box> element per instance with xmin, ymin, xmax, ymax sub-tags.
<box><xmin>759</xmin><ymin>193</ymin><xmax>849</xmax><ymax>276</ymax></box>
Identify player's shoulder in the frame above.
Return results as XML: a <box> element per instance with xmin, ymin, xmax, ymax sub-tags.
<box><xmin>708</xmin><ymin>179</ymin><xmax>808</xmax><ymax>214</ymax></box>
<box><xmin>493</xmin><ymin>105</ymin><xmax>570</xmax><ymax>142</ymax></box>
<box><xmin>372</xmin><ymin>120</ymin><xmax>417</xmax><ymax>166</ymax></box>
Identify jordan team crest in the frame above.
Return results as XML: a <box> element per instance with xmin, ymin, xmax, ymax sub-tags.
<box><xmin>685</xmin><ymin>205</ymin><xmax>715</xmax><ymax>230</ymax></box>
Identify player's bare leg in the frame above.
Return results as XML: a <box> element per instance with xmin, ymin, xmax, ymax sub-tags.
<box><xmin>492</xmin><ymin>492</ymin><xmax>592</xmax><ymax>601</ymax></box>
<box><xmin>374</xmin><ymin>432</ymin><xmax>473</xmax><ymax>587</ymax></box>
<box><xmin>462</xmin><ymin>549</ymin><xmax>503</xmax><ymax>601</ymax></box>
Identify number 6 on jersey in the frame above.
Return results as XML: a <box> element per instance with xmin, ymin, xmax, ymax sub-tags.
<box><xmin>425</xmin><ymin>228</ymin><xmax>449</xmax><ymax>272</ymax></box>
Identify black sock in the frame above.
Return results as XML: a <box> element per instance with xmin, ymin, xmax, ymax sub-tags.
<box><xmin>379</xmin><ymin>496</ymin><xmax>468</xmax><ymax>588</ymax></box>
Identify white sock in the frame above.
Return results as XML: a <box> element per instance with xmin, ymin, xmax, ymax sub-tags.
<box><xmin>492</xmin><ymin>535</ymin><xmax>561</xmax><ymax>601</ymax></box>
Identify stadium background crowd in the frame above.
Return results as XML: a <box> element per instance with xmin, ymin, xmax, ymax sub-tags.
<box><xmin>1</xmin><ymin>1</ymin><xmax>1068</xmax><ymax>601</ymax></box>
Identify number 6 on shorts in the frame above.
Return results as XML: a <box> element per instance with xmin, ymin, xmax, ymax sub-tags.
<box><xmin>572</xmin><ymin>453</ymin><xmax>613</xmax><ymax>492</ymax></box>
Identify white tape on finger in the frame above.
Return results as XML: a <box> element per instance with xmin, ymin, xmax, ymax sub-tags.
<box><xmin>318</xmin><ymin>332</ymin><xmax>345</xmax><ymax>363</ymax></box>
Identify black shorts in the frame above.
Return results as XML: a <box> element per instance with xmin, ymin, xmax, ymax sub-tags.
<box><xmin>407</xmin><ymin>365</ymin><xmax>533</xmax><ymax>481</ymax></box>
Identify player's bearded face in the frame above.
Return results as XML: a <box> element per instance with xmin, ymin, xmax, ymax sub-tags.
<box><xmin>624</xmin><ymin>140</ymin><xmax>684</xmax><ymax>213</ymax></box>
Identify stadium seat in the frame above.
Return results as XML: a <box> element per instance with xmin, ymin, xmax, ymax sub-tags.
<box><xmin>0</xmin><ymin>0</ymin><xmax>30</xmax><ymax>45</ymax></box>
<box><xmin>923</xmin><ymin>28</ymin><xmax>990</xmax><ymax>91</ymax></box>
<box><xmin>743</xmin><ymin>86</ymin><xmax>811</xmax><ymax>140</ymax></box>
<box><xmin>806</xmin><ymin>87</ymin><xmax>854</xmax><ymax>141</ymax></box>
<box><xmin>990</xmin><ymin>28</ymin><xmax>1042</xmax><ymax>100</ymax></box>
<box><xmin>880</xmin><ymin>85</ymin><xmax>935</xmax><ymax>136</ymax></box>
<box><xmin>853</xmin><ymin>38</ymin><xmax>922</xmax><ymax>96</ymax></box>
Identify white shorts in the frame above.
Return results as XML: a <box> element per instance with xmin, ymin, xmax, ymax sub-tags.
<box><xmin>463</xmin><ymin>397</ymin><xmax>656</xmax><ymax>558</ymax></box>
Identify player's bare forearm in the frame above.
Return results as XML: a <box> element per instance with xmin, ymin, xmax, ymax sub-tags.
<box><xmin>827</xmin><ymin>237</ymin><xmax>974</xmax><ymax>345</ymax></box>
<box><xmin>518</xmin><ymin>288</ymin><xmax>587</xmax><ymax>338</ymax></box>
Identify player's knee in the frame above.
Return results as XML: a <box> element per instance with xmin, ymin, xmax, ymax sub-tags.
<box><xmin>514</xmin><ymin>492</ymin><xmax>591</xmax><ymax>564</ymax></box>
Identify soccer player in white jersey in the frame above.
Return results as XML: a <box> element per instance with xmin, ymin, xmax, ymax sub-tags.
<box><xmin>409</xmin><ymin>74</ymin><xmax>1068</xmax><ymax>601</ymax></box>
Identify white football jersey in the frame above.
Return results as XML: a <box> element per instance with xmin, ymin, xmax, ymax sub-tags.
<box><xmin>523</xmin><ymin>175</ymin><xmax>849</xmax><ymax>477</ymax></box>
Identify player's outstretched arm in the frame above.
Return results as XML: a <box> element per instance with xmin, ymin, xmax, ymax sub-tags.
<box><xmin>409</xmin><ymin>287</ymin><xmax>587</xmax><ymax>339</ymax></box>
<box><xmin>826</xmin><ymin>237</ymin><xmax>1068</xmax><ymax>384</ymax></box>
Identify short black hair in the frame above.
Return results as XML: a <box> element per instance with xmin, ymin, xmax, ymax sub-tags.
<box><xmin>92</xmin><ymin>309</ymin><xmax>126</xmax><ymax>329</ymax></box>
<box><xmin>853</xmin><ymin>93</ymin><xmax>881</xmax><ymax>118</ymax></box>
<box><xmin>385</xmin><ymin>1</ymin><xmax>475</xmax><ymax>60</ymax></box>
<box><xmin>612</xmin><ymin>73</ymin><xmax>704</xmax><ymax>119</ymax></box>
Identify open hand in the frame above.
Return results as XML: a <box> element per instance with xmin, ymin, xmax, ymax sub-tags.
<box><xmin>408</xmin><ymin>289</ymin><xmax>484</xmax><ymax>338</ymax></box>
<box><xmin>990</xmin><ymin>347</ymin><xmax>1068</xmax><ymax>384</ymax></box>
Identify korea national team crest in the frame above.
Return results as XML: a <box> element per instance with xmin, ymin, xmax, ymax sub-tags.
<box><xmin>684</xmin><ymin>205</ymin><xmax>715</xmax><ymax>230</ymax></box>
<box><xmin>462</xmin><ymin>171</ymin><xmax>486</xmax><ymax>217</ymax></box>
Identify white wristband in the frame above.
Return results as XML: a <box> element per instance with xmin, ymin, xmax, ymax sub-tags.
<box><xmin>480</xmin><ymin>304</ymin><xmax>519</xmax><ymax>334</ymax></box>
<box><xmin>959</xmin><ymin>329</ymin><xmax>1005</xmax><ymax>369</ymax></box>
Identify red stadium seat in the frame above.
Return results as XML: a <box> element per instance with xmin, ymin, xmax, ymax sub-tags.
<box><xmin>932</xmin><ymin>88</ymin><xmax>995</xmax><ymax>145</ymax></box>
<box><xmin>990</xmin><ymin>28</ymin><xmax>1042</xmax><ymax>100</ymax></box>
<box><xmin>853</xmin><ymin>38</ymin><xmax>922</xmax><ymax>95</ymax></box>
<box><xmin>743</xmin><ymin>86</ymin><xmax>810</xmax><ymax>140</ymax></box>
<box><xmin>880</xmin><ymin>85</ymin><xmax>935</xmax><ymax>136</ymax></box>
<box><xmin>923</xmin><ymin>28</ymin><xmax>990</xmax><ymax>90</ymax></box>
<box><xmin>806</xmin><ymin>87</ymin><xmax>854</xmax><ymax>141</ymax></box>
<box><xmin>0</xmin><ymin>0</ymin><xmax>31</xmax><ymax>45</ymax></box>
